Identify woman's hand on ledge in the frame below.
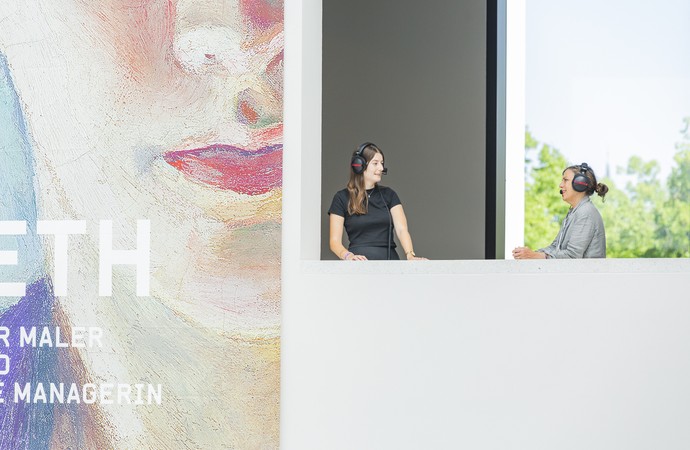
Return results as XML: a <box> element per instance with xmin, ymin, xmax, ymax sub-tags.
<box><xmin>512</xmin><ymin>246</ymin><xmax>546</xmax><ymax>260</ymax></box>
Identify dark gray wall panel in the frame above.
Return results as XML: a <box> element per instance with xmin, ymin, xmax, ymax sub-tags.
<box><xmin>322</xmin><ymin>0</ymin><xmax>487</xmax><ymax>259</ymax></box>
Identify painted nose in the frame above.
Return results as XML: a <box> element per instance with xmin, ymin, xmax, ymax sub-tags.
<box><xmin>236</xmin><ymin>87</ymin><xmax>281</xmax><ymax>126</ymax></box>
<box><xmin>172</xmin><ymin>23</ymin><xmax>283</xmax><ymax>76</ymax></box>
<box><xmin>173</xmin><ymin>26</ymin><xmax>250</xmax><ymax>75</ymax></box>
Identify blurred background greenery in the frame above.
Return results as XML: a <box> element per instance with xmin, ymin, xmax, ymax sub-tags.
<box><xmin>525</xmin><ymin>118</ymin><xmax>690</xmax><ymax>258</ymax></box>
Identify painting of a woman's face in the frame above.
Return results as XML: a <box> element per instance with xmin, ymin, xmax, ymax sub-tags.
<box><xmin>0</xmin><ymin>0</ymin><xmax>282</xmax><ymax>446</ymax></box>
<box><xmin>1</xmin><ymin>0</ymin><xmax>283</xmax><ymax>333</ymax></box>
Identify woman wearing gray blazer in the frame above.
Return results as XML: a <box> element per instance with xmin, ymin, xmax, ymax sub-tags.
<box><xmin>513</xmin><ymin>163</ymin><xmax>609</xmax><ymax>259</ymax></box>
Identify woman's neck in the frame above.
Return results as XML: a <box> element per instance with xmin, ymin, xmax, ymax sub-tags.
<box><xmin>365</xmin><ymin>183</ymin><xmax>375</xmax><ymax>190</ymax></box>
<box><xmin>568</xmin><ymin>195</ymin><xmax>586</xmax><ymax>209</ymax></box>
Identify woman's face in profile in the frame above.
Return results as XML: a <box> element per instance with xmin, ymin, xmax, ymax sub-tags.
<box><xmin>559</xmin><ymin>168</ymin><xmax>585</xmax><ymax>207</ymax></box>
<box><xmin>0</xmin><ymin>0</ymin><xmax>284</xmax><ymax>332</ymax></box>
<box><xmin>363</xmin><ymin>153</ymin><xmax>385</xmax><ymax>186</ymax></box>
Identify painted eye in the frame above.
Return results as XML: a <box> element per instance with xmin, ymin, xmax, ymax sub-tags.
<box><xmin>241</xmin><ymin>0</ymin><xmax>284</xmax><ymax>30</ymax></box>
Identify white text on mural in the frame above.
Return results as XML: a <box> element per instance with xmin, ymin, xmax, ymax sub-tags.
<box><xmin>0</xmin><ymin>220</ymin><xmax>150</xmax><ymax>297</ymax></box>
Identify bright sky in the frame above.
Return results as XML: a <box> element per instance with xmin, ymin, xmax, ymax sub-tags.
<box><xmin>526</xmin><ymin>0</ymin><xmax>690</xmax><ymax>184</ymax></box>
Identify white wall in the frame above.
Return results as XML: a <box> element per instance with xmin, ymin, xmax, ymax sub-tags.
<box><xmin>283</xmin><ymin>261</ymin><xmax>690</xmax><ymax>449</ymax></box>
<box><xmin>282</xmin><ymin>1</ymin><xmax>690</xmax><ymax>448</ymax></box>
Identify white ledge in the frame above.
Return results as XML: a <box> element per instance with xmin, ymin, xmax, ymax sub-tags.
<box><xmin>301</xmin><ymin>258</ymin><xmax>690</xmax><ymax>275</ymax></box>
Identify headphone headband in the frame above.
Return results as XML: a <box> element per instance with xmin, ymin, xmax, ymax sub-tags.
<box><xmin>356</xmin><ymin>142</ymin><xmax>374</xmax><ymax>156</ymax></box>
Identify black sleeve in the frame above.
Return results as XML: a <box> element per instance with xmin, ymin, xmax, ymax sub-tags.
<box><xmin>328</xmin><ymin>190</ymin><xmax>348</xmax><ymax>217</ymax></box>
<box><xmin>385</xmin><ymin>187</ymin><xmax>401</xmax><ymax>208</ymax></box>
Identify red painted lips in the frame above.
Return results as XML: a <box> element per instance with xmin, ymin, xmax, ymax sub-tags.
<box><xmin>164</xmin><ymin>144</ymin><xmax>282</xmax><ymax>195</ymax></box>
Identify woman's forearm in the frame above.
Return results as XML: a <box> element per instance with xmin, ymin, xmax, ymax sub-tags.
<box><xmin>396</xmin><ymin>229</ymin><xmax>416</xmax><ymax>259</ymax></box>
<box><xmin>330</xmin><ymin>241</ymin><xmax>350</xmax><ymax>260</ymax></box>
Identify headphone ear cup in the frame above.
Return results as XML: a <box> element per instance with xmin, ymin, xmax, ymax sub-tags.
<box><xmin>572</xmin><ymin>172</ymin><xmax>589</xmax><ymax>192</ymax></box>
<box><xmin>351</xmin><ymin>154</ymin><xmax>366</xmax><ymax>174</ymax></box>
<box><xmin>351</xmin><ymin>142</ymin><xmax>375</xmax><ymax>174</ymax></box>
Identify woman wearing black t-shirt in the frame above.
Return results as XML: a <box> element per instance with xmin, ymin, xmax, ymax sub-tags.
<box><xmin>328</xmin><ymin>142</ymin><xmax>426</xmax><ymax>261</ymax></box>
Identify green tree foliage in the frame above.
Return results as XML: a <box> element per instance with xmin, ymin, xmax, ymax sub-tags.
<box><xmin>525</xmin><ymin>121</ymin><xmax>690</xmax><ymax>258</ymax></box>
<box><xmin>524</xmin><ymin>129</ymin><xmax>568</xmax><ymax>250</ymax></box>
<box><xmin>602</xmin><ymin>157</ymin><xmax>664</xmax><ymax>257</ymax></box>
<box><xmin>658</xmin><ymin>118</ymin><xmax>690</xmax><ymax>256</ymax></box>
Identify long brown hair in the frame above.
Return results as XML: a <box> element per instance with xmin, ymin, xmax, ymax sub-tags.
<box><xmin>565</xmin><ymin>164</ymin><xmax>609</xmax><ymax>200</ymax></box>
<box><xmin>347</xmin><ymin>144</ymin><xmax>384</xmax><ymax>215</ymax></box>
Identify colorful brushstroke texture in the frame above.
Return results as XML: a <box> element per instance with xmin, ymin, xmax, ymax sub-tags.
<box><xmin>164</xmin><ymin>143</ymin><xmax>282</xmax><ymax>195</ymax></box>
<box><xmin>0</xmin><ymin>280</ymin><xmax>112</xmax><ymax>449</ymax></box>
<box><xmin>0</xmin><ymin>0</ymin><xmax>283</xmax><ymax>447</ymax></box>
<box><xmin>0</xmin><ymin>53</ymin><xmax>42</xmax><ymax>307</ymax></box>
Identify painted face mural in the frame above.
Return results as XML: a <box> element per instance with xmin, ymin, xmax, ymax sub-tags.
<box><xmin>0</xmin><ymin>0</ymin><xmax>282</xmax><ymax>447</ymax></box>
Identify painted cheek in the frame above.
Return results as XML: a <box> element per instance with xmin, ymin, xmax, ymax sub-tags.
<box><xmin>99</xmin><ymin>0</ymin><xmax>176</xmax><ymax>81</ymax></box>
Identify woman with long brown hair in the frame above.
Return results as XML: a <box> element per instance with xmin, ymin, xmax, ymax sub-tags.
<box><xmin>328</xmin><ymin>142</ymin><xmax>426</xmax><ymax>260</ymax></box>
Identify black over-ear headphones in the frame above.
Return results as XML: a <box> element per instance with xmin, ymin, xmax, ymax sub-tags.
<box><xmin>351</xmin><ymin>142</ymin><xmax>374</xmax><ymax>175</ymax></box>
<box><xmin>572</xmin><ymin>162</ymin><xmax>591</xmax><ymax>193</ymax></box>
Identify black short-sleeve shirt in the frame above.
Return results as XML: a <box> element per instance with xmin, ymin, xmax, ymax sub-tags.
<box><xmin>328</xmin><ymin>186</ymin><xmax>401</xmax><ymax>249</ymax></box>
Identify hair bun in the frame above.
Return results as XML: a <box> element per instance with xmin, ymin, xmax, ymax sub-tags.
<box><xmin>595</xmin><ymin>182</ymin><xmax>609</xmax><ymax>199</ymax></box>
